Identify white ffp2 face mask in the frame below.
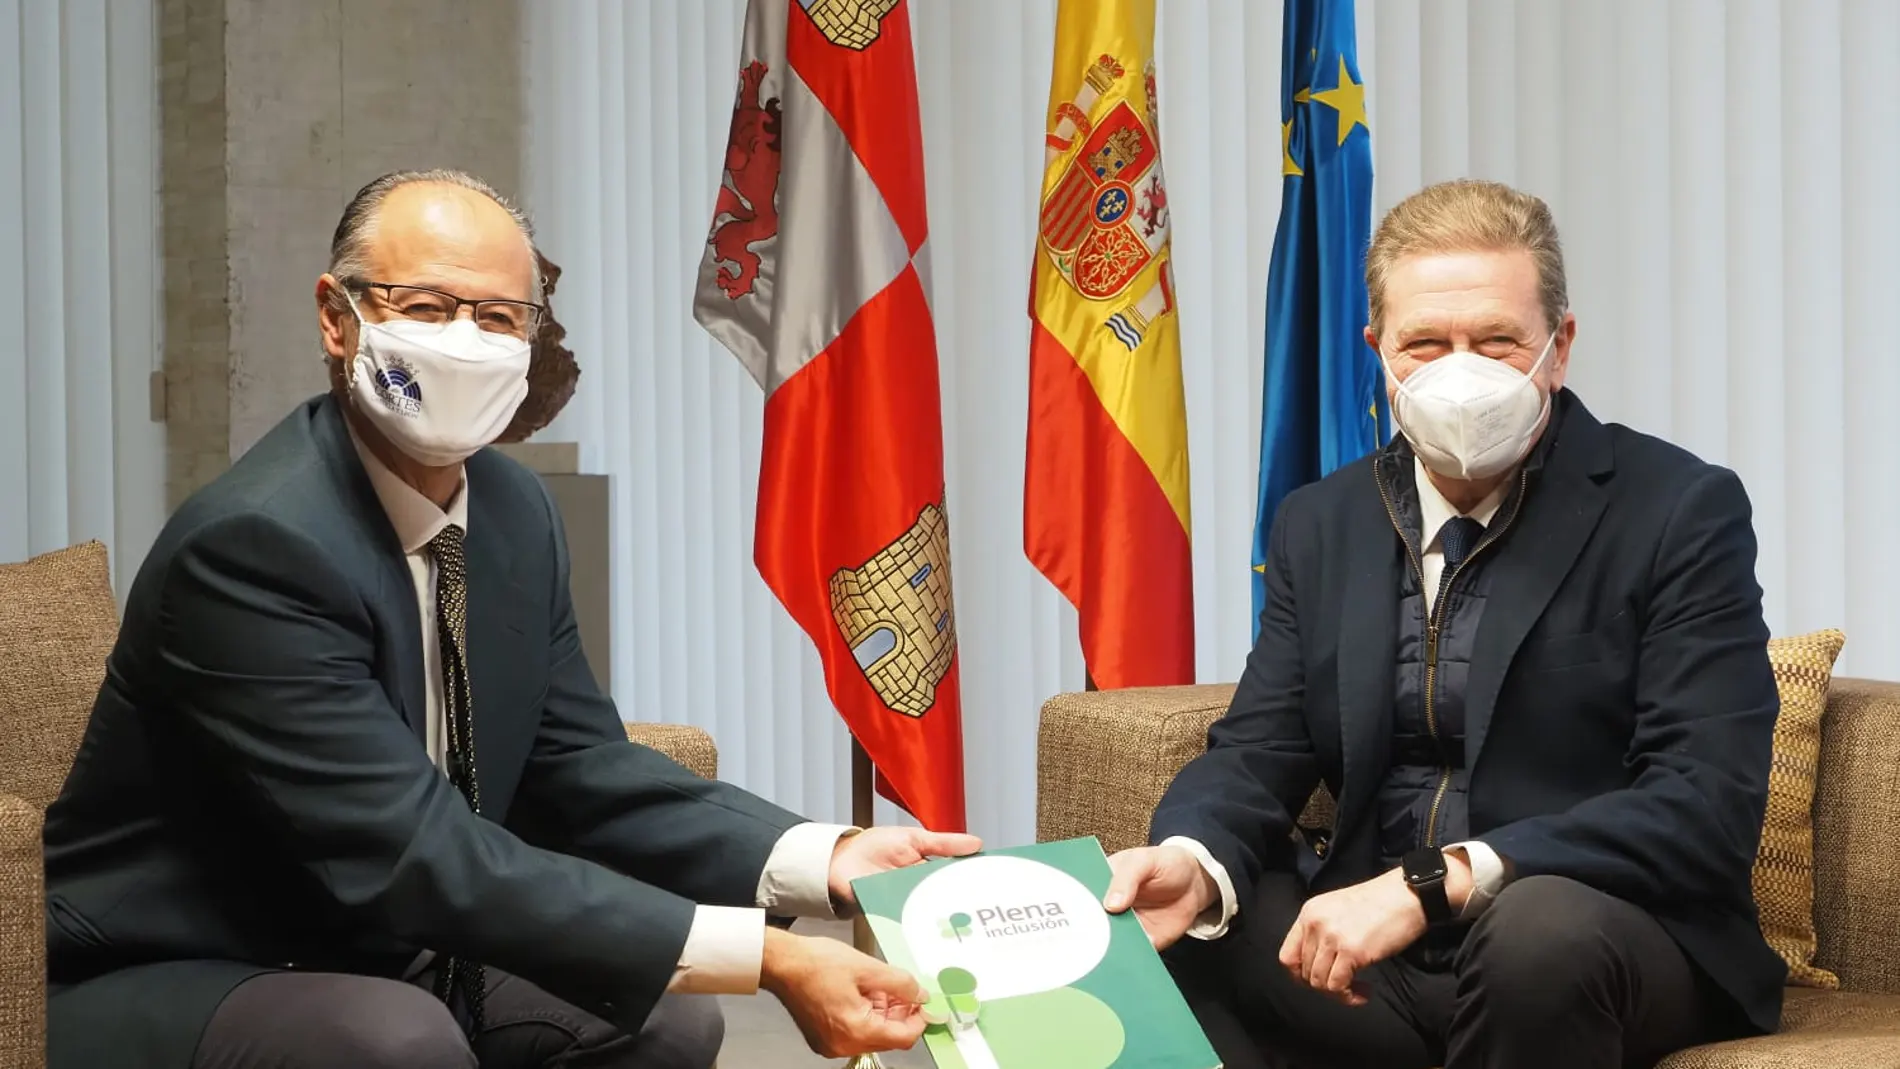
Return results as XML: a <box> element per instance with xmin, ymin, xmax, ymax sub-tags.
<box><xmin>346</xmin><ymin>298</ymin><xmax>532</xmax><ymax>468</ymax></box>
<box><xmin>1384</xmin><ymin>329</ymin><xmax>1558</xmax><ymax>481</ymax></box>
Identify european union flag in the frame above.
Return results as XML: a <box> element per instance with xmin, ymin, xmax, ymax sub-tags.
<box><xmin>1252</xmin><ymin>0</ymin><xmax>1387</xmax><ymax>634</ymax></box>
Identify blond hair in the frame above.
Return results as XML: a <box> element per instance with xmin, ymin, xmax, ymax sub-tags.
<box><xmin>1365</xmin><ymin>179</ymin><xmax>1567</xmax><ymax>337</ymax></box>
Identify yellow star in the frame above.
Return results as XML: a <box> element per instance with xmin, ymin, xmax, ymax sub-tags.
<box><xmin>1309</xmin><ymin>56</ymin><xmax>1368</xmax><ymax>146</ymax></box>
<box><xmin>1253</xmin><ymin>563</ymin><xmax>1267</xmax><ymax>574</ymax></box>
<box><xmin>1282</xmin><ymin>87</ymin><xmax>1312</xmax><ymax>176</ymax></box>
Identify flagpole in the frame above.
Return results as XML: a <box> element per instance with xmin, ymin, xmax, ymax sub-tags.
<box><xmin>843</xmin><ymin>741</ymin><xmax>891</xmax><ymax>1069</ymax></box>
<box><xmin>850</xmin><ymin>736</ymin><xmax>876</xmax><ymax>954</ymax></box>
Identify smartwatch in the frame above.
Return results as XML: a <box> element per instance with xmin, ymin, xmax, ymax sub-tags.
<box><xmin>1402</xmin><ymin>847</ymin><xmax>1454</xmax><ymax>925</ymax></box>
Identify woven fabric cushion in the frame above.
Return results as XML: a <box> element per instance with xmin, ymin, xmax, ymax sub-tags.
<box><xmin>623</xmin><ymin>722</ymin><xmax>719</xmax><ymax>780</ymax></box>
<box><xmin>1655</xmin><ymin>989</ymin><xmax>1900</xmax><ymax>1068</ymax></box>
<box><xmin>1752</xmin><ymin>629</ymin><xmax>1846</xmax><ymax>989</ymax></box>
<box><xmin>0</xmin><ymin>540</ymin><xmax>118</xmax><ymax>808</ymax></box>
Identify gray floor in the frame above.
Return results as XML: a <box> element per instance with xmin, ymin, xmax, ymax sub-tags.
<box><xmin>717</xmin><ymin>919</ymin><xmax>933</xmax><ymax>1068</ymax></box>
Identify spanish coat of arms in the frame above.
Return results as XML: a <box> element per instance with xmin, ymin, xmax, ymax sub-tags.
<box><xmin>1038</xmin><ymin>60</ymin><xmax>1172</xmax><ymax>304</ymax></box>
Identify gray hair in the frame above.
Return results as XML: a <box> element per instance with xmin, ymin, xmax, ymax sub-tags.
<box><xmin>326</xmin><ymin>168</ymin><xmax>542</xmax><ymax>302</ymax></box>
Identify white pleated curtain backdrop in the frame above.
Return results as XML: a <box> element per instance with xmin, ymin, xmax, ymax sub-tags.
<box><xmin>0</xmin><ymin>0</ymin><xmax>164</xmax><ymax>598</ymax></box>
<box><xmin>522</xmin><ymin>0</ymin><xmax>1900</xmax><ymax>843</ymax></box>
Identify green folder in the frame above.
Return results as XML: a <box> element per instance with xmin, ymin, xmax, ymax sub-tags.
<box><xmin>850</xmin><ymin>836</ymin><xmax>1222</xmax><ymax>1068</ymax></box>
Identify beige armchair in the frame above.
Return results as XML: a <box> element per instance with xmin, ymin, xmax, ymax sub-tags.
<box><xmin>1038</xmin><ymin>679</ymin><xmax>1900</xmax><ymax>1067</ymax></box>
<box><xmin>0</xmin><ymin>542</ymin><xmax>115</xmax><ymax>1069</ymax></box>
<box><xmin>0</xmin><ymin>541</ymin><xmax>719</xmax><ymax>1069</ymax></box>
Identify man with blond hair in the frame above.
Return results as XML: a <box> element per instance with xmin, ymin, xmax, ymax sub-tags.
<box><xmin>1104</xmin><ymin>179</ymin><xmax>1783</xmax><ymax>1068</ymax></box>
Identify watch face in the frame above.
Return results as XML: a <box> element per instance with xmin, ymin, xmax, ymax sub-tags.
<box><xmin>1405</xmin><ymin>850</ymin><xmax>1447</xmax><ymax>882</ymax></box>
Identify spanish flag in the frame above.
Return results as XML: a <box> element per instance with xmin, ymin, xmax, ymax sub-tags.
<box><xmin>1025</xmin><ymin>0</ymin><xmax>1194</xmax><ymax>689</ymax></box>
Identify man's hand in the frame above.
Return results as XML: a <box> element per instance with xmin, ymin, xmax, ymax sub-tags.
<box><xmin>1103</xmin><ymin>844</ymin><xmax>1219</xmax><ymax>951</ymax></box>
<box><xmin>1278</xmin><ymin>853</ymin><xmax>1472</xmax><ymax>1006</ymax></box>
<box><xmin>828</xmin><ymin>827</ymin><xmax>983</xmax><ymax>911</ymax></box>
<box><xmin>760</xmin><ymin>928</ymin><xmax>927</xmax><ymax>1058</ymax></box>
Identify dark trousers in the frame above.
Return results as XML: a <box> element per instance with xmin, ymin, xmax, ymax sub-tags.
<box><xmin>1165</xmin><ymin>872</ymin><xmax>1741</xmax><ymax>1069</ymax></box>
<box><xmin>191</xmin><ymin>965</ymin><xmax>722</xmax><ymax>1069</ymax></box>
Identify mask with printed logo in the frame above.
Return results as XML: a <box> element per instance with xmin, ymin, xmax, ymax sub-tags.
<box><xmin>345</xmin><ymin>295</ymin><xmax>531</xmax><ymax>467</ymax></box>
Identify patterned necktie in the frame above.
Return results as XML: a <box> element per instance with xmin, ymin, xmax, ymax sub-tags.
<box><xmin>1435</xmin><ymin>515</ymin><xmax>1485</xmax><ymax>606</ymax></box>
<box><xmin>427</xmin><ymin>524</ymin><xmax>485</xmax><ymax>1034</ymax></box>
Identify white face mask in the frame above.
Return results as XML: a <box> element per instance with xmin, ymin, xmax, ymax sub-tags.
<box><xmin>1384</xmin><ymin>328</ymin><xmax>1559</xmax><ymax>481</ymax></box>
<box><xmin>344</xmin><ymin>295</ymin><xmax>532</xmax><ymax>468</ymax></box>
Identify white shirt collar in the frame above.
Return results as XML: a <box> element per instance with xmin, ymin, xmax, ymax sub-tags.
<box><xmin>345</xmin><ymin>420</ymin><xmax>469</xmax><ymax>554</ymax></box>
<box><xmin>1414</xmin><ymin>456</ymin><xmax>1509</xmax><ymax>553</ymax></box>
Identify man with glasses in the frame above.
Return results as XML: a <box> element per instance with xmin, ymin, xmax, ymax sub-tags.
<box><xmin>41</xmin><ymin>170</ymin><xmax>972</xmax><ymax>1069</ymax></box>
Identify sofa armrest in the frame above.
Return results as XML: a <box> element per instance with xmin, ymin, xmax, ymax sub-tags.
<box><xmin>0</xmin><ymin>793</ymin><xmax>44</xmax><ymax>1069</ymax></box>
<box><xmin>1036</xmin><ymin>685</ymin><xmax>1236</xmax><ymax>854</ymax></box>
<box><xmin>623</xmin><ymin>722</ymin><xmax>719</xmax><ymax>780</ymax></box>
<box><xmin>1811</xmin><ymin>676</ymin><xmax>1900</xmax><ymax>995</ymax></box>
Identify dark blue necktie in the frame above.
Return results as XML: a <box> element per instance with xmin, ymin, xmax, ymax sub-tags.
<box><xmin>1438</xmin><ymin>516</ymin><xmax>1484</xmax><ymax>570</ymax></box>
<box><xmin>1436</xmin><ymin>516</ymin><xmax>1485</xmax><ymax>605</ymax></box>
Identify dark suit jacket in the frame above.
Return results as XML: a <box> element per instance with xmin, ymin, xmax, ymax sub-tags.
<box><xmin>42</xmin><ymin>395</ymin><xmax>804</xmax><ymax>1069</ymax></box>
<box><xmin>1152</xmin><ymin>390</ymin><xmax>1787</xmax><ymax>1034</ymax></box>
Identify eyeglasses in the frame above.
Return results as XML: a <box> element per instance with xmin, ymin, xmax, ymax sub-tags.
<box><xmin>354</xmin><ymin>281</ymin><xmax>544</xmax><ymax>340</ymax></box>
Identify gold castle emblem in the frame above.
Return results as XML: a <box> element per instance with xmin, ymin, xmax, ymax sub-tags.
<box><xmin>804</xmin><ymin>0</ymin><xmax>901</xmax><ymax>51</ymax></box>
<box><xmin>1092</xmin><ymin>127</ymin><xmax>1145</xmax><ymax>177</ymax></box>
<box><xmin>829</xmin><ymin>503</ymin><xmax>957</xmax><ymax>717</ymax></box>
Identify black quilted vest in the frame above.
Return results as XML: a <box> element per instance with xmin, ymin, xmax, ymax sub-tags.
<box><xmin>1373</xmin><ymin>452</ymin><xmax>1531</xmax><ymax>873</ymax></box>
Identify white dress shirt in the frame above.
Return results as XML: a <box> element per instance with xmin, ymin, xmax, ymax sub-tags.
<box><xmin>1167</xmin><ymin>457</ymin><xmax>1516</xmax><ymax>939</ymax></box>
<box><xmin>348</xmin><ymin>428</ymin><xmax>849</xmax><ymax>994</ymax></box>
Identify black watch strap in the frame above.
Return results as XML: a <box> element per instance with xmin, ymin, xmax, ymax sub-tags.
<box><xmin>1402</xmin><ymin>847</ymin><xmax>1454</xmax><ymax>925</ymax></box>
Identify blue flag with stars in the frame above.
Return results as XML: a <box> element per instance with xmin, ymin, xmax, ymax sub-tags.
<box><xmin>1252</xmin><ymin>0</ymin><xmax>1386</xmax><ymax>635</ymax></box>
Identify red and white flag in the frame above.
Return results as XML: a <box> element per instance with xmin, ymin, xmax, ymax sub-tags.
<box><xmin>694</xmin><ymin>0</ymin><xmax>965</xmax><ymax>832</ymax></box>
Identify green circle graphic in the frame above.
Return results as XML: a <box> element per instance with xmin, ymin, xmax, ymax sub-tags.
<box><xmin>982</xmin><ymin>986</ymin><xmax>1125</xmax><ymax>1068</ymax></box>
<box><xmin>938</xmin><ymin>966</ymin><xmax>978</xmax><ymax>996</ymax></box>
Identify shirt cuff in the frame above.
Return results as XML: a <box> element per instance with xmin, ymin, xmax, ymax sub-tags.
<box><xmin>1159</xmin><ymin>835</ymin><xmax>1239</xmax><ymax>940</ymax></box>
<box><xmin>1446</xmin><ymin>840</ymin><xmax>1508</xmax><ymax>919</ymax></box>
<box><xmin>755</xmin><ymin>822</ymin><xmax>859</xmax><ymax>918</ymax></box>
<box><xmin>667</xmin><ymin>905</ymin><xmax>766</xmax><ymax>995</ymax></box>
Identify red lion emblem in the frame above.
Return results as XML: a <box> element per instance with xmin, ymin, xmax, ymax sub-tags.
<box><xmin>1137</xmin><ymin>174</ymin><xmax>1168</xmax><ymax>239</ymax></box>
<box><xmin>708</xmin><ymin>61</ymin><xmax>783</xmax><ymax>300</ymax></box>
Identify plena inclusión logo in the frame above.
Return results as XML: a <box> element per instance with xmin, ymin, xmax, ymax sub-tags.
<box><xmin>940</xmin><ymin>901</ymin><xmax>1071</xmax><ymax>941</ymax></box>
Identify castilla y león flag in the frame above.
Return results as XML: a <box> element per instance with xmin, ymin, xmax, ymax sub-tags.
<box><xmin>1025</xmin><ymin>0</ymin><xmax>1194</xmax><ymax>689</ymax></box>
<box><xmin>694</xmin><ymin>0</ymin><xmax>965</xmax><ymax>832</ymax></box>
